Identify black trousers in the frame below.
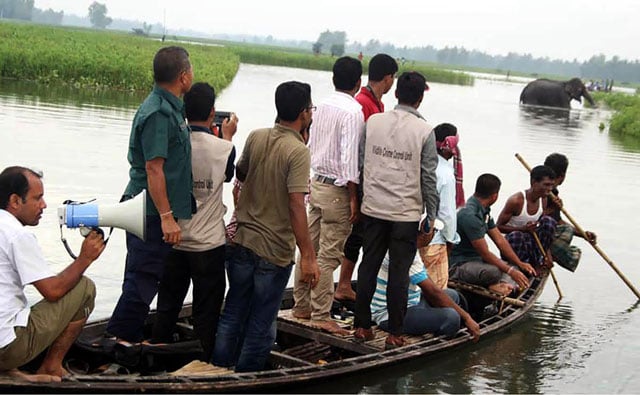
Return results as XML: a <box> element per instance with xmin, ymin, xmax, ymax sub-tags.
<box><xmin>151</xmin><ymin>245</ymin><xmax>226</xmax><ymax>361</ymax></box>
<box><xmin>354</xmin><ymin>215</ymin><xmax>418</xmax><ymax>335</ymax></box>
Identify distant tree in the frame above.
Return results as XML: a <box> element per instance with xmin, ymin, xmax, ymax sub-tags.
<box><xmin>330</xmin><ymin>43</ymin><xmax>344</xmax><ymax>57</ymax></box>
<box><xmin>142</xmin><ymin>21</ymin><xmax>153</xmax><ymax>35</ymax></box>
<box><xmin>312</xmin><ymin>41</ymin><xmax>322</xmax><ymax>55</ymax></box>
<box><xmin>314</xmin><ymin>30</ymin><xmax>346</xmax><ymax>54</ymax></box>
<box><xmin>31</xmin><ymin>7</ymin><xmax>63</xmax><ymax>25</ymax></box>
<box><xmin>88</xmin><ymin>1</ymin><xmax>112</xmax><ymax>29</ymax></box>
<box><xmin>0</xmin><ymin>0</ymin><xmax>34</xmax><ymax>20</ymax></box>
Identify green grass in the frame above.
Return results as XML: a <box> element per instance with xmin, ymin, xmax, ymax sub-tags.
<box><xmin>0</xmin><ymin>21</ymin><xmax>239</xmax><ymax>92</ymax></box>
<box><xmin>593</xmin><ymin>91</ymin><xmax>640</xmax><ymax>138</ymax></box>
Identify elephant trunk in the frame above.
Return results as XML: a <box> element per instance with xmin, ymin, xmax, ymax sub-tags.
<box><xmin>583</xmin><ymin>90</ymin><xmax>595</xmax><ymax>106</ymax></box>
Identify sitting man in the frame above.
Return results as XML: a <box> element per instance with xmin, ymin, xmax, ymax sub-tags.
<box><xmin>544</xmin><ymin>153</ymin><xmax>597</xmax><ymax>272</ymax></box>
<box><xmin>0</xmin><ymin>166</ymin><xmax>105</xmax><ymax>382</ymax></box>
<box><xmin>449</xmin><ymin>174</ymin><xmax>536</xmax><ymax>296</ymax></box>
<box><xmin>371</xmin><ymin>241</ymin><xmax>480</xmax><ymax>346</ymax></box>
<box><xmin>496</xmin><ymin>165</ymin><xmax>557</xmax><ymax>268</ymax></box>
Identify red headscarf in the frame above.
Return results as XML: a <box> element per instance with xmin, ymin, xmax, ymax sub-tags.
<box><xmin>436</xmin><ymin>134</ymin><xmax>465</xmax><ymax>208</ymax></box>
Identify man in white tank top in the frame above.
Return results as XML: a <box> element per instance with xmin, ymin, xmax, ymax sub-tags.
<box><xmin>496</xmin><ymin>165</ymin><xmax>557</xmax><ymax>267</ymax></box>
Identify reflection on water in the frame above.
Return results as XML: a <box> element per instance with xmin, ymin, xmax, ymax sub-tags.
<box><xmin>1</xmin><ymin>67</ymin><xmax>640</xmax><ymax>393</ymax></box>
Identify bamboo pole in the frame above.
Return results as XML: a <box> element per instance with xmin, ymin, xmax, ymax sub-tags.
<box><xmin>515</xmin><ymin>153</ymin><xmax>640</xmax><ymax>300</ymax></box>
<box><xmin>448</xmin><ymin>281</ymin><xmax>526</xmax><ymax>307</ymax></box>
<box><xmin>532</xmin><ymin>232</ymin><xmax>563</xmax><ymax>300</ymax></box>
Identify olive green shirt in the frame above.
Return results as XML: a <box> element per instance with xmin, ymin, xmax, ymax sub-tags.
<box><xmin>449</xmin><ymin>196</ymin><xmax>496</xmax><ymax>267</ymax></box>
<box><xmin>124</xmin><ymin>85</ymin><xmax>193</xmax><ymax>219</ymax></box>
<box><xmin>234</xmin><ymin>124</ymin><xmax>311</xmax><ymax>267</ymax></box>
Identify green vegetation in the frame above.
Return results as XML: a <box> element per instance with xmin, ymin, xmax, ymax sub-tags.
<box><xmin>0</xmin><ymin>21</ymin><xmax>239</xmax><ymax>92</ymax></box>
<box><xmin>593</xmin><ymin>91</ymin><xmax>640</xmax><ymax>138</ymax></box>
<box><xmin>227</xmin><ymin>43</ymin><xmax>474</xmax><ymax>86</ymax></box>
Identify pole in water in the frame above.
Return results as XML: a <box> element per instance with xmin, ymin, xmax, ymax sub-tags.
<box><xmin>515</xmin><ymin>153</ymin><xmax>640</xmax><ymax>300</ymax></box>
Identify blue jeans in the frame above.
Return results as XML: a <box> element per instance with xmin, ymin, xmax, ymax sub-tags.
<box><xmin>379</xmin><ymin>289</ymin><xmax>462</xmax><ymax>337</ymax></box>
<box><xmin>212</xmin><ymin>244</ymin><xmax>292</xmax><ymax>372</ymax></box>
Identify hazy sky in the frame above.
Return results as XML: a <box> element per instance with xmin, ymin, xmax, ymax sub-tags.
<box><xmin>35</xmin><ymin>0</ymin><xmax>639</xmax><ymax>62</ymax></box>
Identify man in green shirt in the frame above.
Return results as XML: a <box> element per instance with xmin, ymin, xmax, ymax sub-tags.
<box><xmin>106</xmin><ymin>46</ymin><xmax>194</xmax><ymax>343</ymax></box>
<box><xmin>449</xmin><ymin>174</ymin><xmax>536</xmax><ymax>296</ymax></box>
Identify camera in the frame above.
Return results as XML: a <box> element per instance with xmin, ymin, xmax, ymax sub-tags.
<box><xmin>213</xmin><ymin>111</ymin><xmax>232</xmax><ymax>139</ymax></box>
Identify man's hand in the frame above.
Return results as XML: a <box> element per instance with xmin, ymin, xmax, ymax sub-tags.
<box><xmin>517</xmin><ymin>261</ymin><xmax>537</xmax><ymax>276</ymax></box>
<box><xmin>221</xmin><ymin>113</ymin><xmax>238</xmax><ymax>141</ymax></box>
<box><xmin>508</xmin><ymin>267</ymin><xmax>530</xmax><ymax>289</ymax></box>
<box><xmin>523</xmin><ymin>221</ymin><xmax>538</xmax><ymax>233</ymax></box>
<box><xmin>298</xmin><ymin>254</ymin><xmax>320</xmax><ymax>289</ymax></box>
<box><xmin>549</xmin><ymin>194</ymin><xmax>563</xmax><ymax>209</ymax></box>
<box><xmin>543</xmin><ymin>253</ymin><xmax>554</xmax><ymax>269</ymax></box>
<box><xmin>584</xmin><ymin>230</ymin><xmax>597</xmax><ymax>244</ymax></box>
<box><xmin>349</xmin><ymin>195</ymin><xmax>360</xmax><ymax>224</ymax></box>
<box><xmin>464</xmin><ymin>316</ymin><xmax>481</xmax><ymax>342</ymax></box>
<box><xmin>79</xmin><ymin>231</ymin><xmax>106</xmax><ymax>261</ymax></box>
<box><xmin>161</xmin><ymin>216</ymin><xmax>181</xmax><ymax>245</ymax></box>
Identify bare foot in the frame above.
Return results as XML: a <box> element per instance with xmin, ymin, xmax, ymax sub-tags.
<box><xmin>5</xmin><ymin>368</ymin><xmax>62</xmax><ymax>383</ymax></box>
<box><xmin>489</xmin><ymin>282</ymin><xmax>515</xmax><ymax>296</ymax></box>
<box><xmin>334</xmin><ymin>288</ymin><xmax>356</xmax><ymax>302</ymax></box>
<box><xmin>311</xmin><ymin>320</ymin><xmax>351</xmax><ymax>336</ymax></box>
<box><xmin>292</xmin><ymin>309</ymin><xmax>311</xmax><ymax>319</ymax></box>
<box><xmin>36</xmin><ymin>365</ymin><xmax>69</xmax><ymax>378</ymax></box>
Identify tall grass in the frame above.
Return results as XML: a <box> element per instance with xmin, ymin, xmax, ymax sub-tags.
<box><xmin>227</xmin><ymin>44</ymin><xmax>474</xmax><ymax>86</ymax></box>
<box><xmin>593</xmin><ymin>92</ymin><xmax>640</xmax><ymax>138</ymax></box>
<box><xmin>0</xmin><ymin>21</ymin><xmax>239</xmax><ymax>92</ymax></box>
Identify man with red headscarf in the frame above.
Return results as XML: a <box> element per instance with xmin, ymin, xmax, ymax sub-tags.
<box><xmin>418</xmin><ymin>123</ymin><xmax>464</xmax><ymax>289</ymax></box>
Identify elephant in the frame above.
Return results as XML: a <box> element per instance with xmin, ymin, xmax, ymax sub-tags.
<box><xmin>519</xmin><ymin>78</ymin><xmax>595</xmax><ymax>109</ymax></box>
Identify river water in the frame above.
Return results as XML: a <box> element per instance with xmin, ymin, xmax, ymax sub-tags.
<box><xmin>1</xmin><ymin>64</ymin><xmax>638</xmax><ymax>393</ymax></box>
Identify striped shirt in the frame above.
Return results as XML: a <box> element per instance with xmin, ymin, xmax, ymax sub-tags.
<box><xmin>308</xmin><ymin>91</ymin><xmax>365</xmax><ymax>186</ymax></box>
<box><xmin>371</xmin><ymin>254</ymin><xmax>428</xmax><ymax>325</ymax></box>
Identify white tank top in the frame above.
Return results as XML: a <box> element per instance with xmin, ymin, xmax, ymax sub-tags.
<box><xmin>506</xmin><ymin>190</ymin><xmax>543</xmax><ymax>228</ymax></box>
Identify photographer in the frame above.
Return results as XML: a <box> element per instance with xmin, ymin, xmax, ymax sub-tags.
<box><xmin>150</xmin><ymin>82</ymin><xmax>237</xmax><ymax>361</ymax></box>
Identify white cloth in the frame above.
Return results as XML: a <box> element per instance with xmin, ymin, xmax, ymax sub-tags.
<box><xmin>0</xmin><ymin>210</ymin><xmax>53</xmax><ymax>348</ymax></box>
<box><xmin>308</xmin><ymin>91</ymin><xmax>364</xmax><ymax>186</ymax></box>
<box><xmin>431</xmin><ymin>156</ymin><xmax>461</xmax><ymax>245</ymax></box>
<box><xmin>505</xmin><ymin>190</ymin><xmax>543</xmax><ymax>229</ymax></box>
<box><xmin>176</xmin><ymin>131</ymin><xmax>234</xmax><ymax>252</ymax></box>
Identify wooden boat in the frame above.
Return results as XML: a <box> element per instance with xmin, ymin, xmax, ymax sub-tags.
<box><xmin>0</xmin><ymin>270</ymin><xmax>549</xmax><ymax>393</ymax></box>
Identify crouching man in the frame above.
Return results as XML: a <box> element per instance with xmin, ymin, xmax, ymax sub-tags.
<box><xmin>0</xmin><ymin>166</ymin><xmax>105</xmax><ymax>382</ymax></box>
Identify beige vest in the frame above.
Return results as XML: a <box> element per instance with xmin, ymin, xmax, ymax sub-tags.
<box><xmin>361</xmin><ymin>108</ymin><xmax>436</xmax><ymax>222</ymax></box>
<box><xmin>176</xmin><ymin>131</ymin><xmax>233</xmax><ymax>252</ymax></box>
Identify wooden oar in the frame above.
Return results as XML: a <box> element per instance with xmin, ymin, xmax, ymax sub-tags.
<box><xmin>515</xmin><ymin>153</ymin><xmax>640</xmax><ymax>300</ymax></box>
<box><xmin>532</xmin><ymin>232</ymin><xmax>563</xmax><ymax>300</ymax></box>
<box><xmin>448</xmin><ymin>280</ymin><xmax>526</xmax><ymax>307</ymax></box>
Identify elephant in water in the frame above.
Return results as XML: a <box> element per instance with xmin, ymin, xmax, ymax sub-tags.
<box><xmin>520</xmin><ymin>78</ymin><xmax>595</xmax><ymax>109</ymax></box>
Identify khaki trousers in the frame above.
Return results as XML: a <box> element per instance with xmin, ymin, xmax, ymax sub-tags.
<box><xmin>0</xmin><ymin>276</ymin><xmax>95</xmax><ymax>370</ymax></box>
<box><xmin>419</xmin><ymin>244</ymin><xmax>449</xmax><ymax>289</ymax></box>
<box><xmin>293</xmin><ymin>180</ymin><xmax>352</xmax><ymax>321</ymax></box>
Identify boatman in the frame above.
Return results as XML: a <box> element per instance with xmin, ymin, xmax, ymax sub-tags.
<box><xmin>335</xmin><ymin>53</ymin><xmax>398</xmax><ymax>303</ymax></box>
<box><xmin>496</xmin><ymin>165</ymin><xmax>557</xmax><ymax>268</ymax></box>
<box><xmin>212</xmin><ymin>81</ymin><xmax>320</xmax><ymax>373</ymax></box>
<box><xmin>353</xmin><ymin>71</ymin><xmax>439</xmax><ymax>349</ymax></box>
<box><xmin>292</xmin><ymin>56</ymin><xmax>364</xmax><ymax>335</ymax></box>
<box><xmin>107</xmin><ymin>46</ymin><xmax>195</xmax><ymax>344</ymax></box>
<box><xmin>0</xmin><ymin>166</ymin><xmax>105</xmax><ymax>382</ymax></box>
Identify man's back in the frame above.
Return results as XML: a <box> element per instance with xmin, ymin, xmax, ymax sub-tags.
<box><xmin>235</xmin><ymin>125</ymin><xmax>310</xmax><ymax>267</ymax></box>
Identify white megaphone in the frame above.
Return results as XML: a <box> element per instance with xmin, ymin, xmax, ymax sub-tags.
<box><xmin>57</xmin><ymin>190</ymin><xmax>147</xmax><ymax>242</ymax></box>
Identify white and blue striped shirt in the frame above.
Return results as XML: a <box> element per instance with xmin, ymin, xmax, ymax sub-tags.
<box><xmin>371</xmin><ymin>253</ymin><xmax>428</xmax><ymax>324</ymax></box>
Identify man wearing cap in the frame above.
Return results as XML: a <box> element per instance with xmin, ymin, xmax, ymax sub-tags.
<box><xmin>292</xmin><ymin>56</ymin><xmax>364</xmax><ymax>335</ymax></box>
<box><xmin>335</xmin><ymin>53</ymin><xmax>398</xmax><ymax>303</ymax></box>
<box><xmin>354</xmin><ymin>71</ymin><xmax>439</xmax><ymax>349</ymax></box>
<box><xmin>418</xmin><ymin>123</ymin><xmax>463</xmax><ymax>289</ymax></box>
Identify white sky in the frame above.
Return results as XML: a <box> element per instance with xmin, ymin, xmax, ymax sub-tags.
<box><xmin>35</xmin><ymin>0</ymin><xmax>639</xmax><ymax>62</ymax></box>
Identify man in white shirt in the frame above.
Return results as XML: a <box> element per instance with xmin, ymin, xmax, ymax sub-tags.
<box><xmin>0</xmin><ymin>166</ymin><xmax>104</xmax><ymax>382</ymax></box>
<box><xmin>292</xmin><ymin>56</ymin><xmax>364</xmax><ymax>334</ymax></box>
<box><xmin>418</xmin><ymin>123</ymin><xmax>462</xmax><ymax>289</ymax></box>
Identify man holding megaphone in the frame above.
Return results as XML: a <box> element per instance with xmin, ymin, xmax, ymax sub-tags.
<box><xmin>106</xmin><ymin>46</ymin><xmax>196</xmax><ymax>344</ymax></box>
<box><xmin>0</xmin><ymin>166</ymin><xmax>105</xmax><ymax>382</ymax></box>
